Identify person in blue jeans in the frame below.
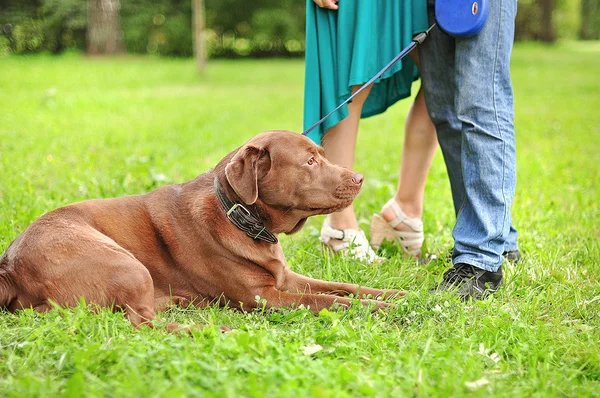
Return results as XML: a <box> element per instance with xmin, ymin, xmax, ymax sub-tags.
<box><xmin>419</xmin><ymin>0</ymin><xmax>521</xmax><ymax>298</ymax></box>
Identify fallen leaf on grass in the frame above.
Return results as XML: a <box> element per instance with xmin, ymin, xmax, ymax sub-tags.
<box><xmin>302</xmin><ymin>344</ymin><xmax>323</xmax><ymax>356</ymax></box>
<box><xmin>465</xmin><ymin>377</ymin><xmax>490</xmax><ymax>390</ymax></box>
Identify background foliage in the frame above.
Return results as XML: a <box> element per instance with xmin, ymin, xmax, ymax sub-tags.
<box><xmin>0</xmin><ymin>0</ymin><xmax>597</xmax><ymax>58</ymax></box>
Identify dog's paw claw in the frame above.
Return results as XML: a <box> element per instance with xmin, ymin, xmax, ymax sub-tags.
<box><xmin>219</xmin><ymin>325</ymin><xmax>232</xmax><ymax>333</ymax></box>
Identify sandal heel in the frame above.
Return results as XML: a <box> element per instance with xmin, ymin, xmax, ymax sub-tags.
<box><xmin>369</xmin><ymin>214</ymin><xmax>397</xmax><ymax>250</ymax></box>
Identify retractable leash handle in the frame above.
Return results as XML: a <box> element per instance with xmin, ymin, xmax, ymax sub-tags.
<box><xmin>302</xmin><ymin>1</ymin><xmax>489</xmax><ymax>136</ymax></box>
<box><xmin>435</xmin><ymin>0</ymin><xmax>489</xmax><ymax>38</ymax></box>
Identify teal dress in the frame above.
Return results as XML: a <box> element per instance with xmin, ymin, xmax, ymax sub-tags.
<box><xmin>303</xmin><ymin>0</ymin><xmax>429</xmax><ymax>144</ymax></box>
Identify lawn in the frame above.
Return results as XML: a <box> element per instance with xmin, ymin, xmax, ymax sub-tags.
<box><xmin>0</xmin><ymin>42</ymin><xmax>599</xmax><ymax>397</ymax></box>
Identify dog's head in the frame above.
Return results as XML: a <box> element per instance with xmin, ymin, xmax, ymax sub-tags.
<box><xmin>221</xmin><ymin>130</ymin><xmax>363</xmax><ymax>234</ymax></box>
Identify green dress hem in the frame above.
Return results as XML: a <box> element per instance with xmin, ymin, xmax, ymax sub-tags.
<box><xmin>303</xmin><ymin>0</ymin><xmax>429</xmax><ymax>145</ymax></box>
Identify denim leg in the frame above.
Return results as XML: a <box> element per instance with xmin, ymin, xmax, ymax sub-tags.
<box><xmin>420</xmin><ymin>0</ymin><xmax>519</xmax><ymax>271</ymax></box>
<box><xmin>419</xmin><ymin>8</ymin><xmax>466</xmax><ymax>217</ymax></box>
<box><xmin>505</xmin><ymin>225</ymin><xmax>519</xmax><ymax>253</ymax></box>
<box><xmin>452</xmin><ymin>0</ymin><xmax>518</xmax><ymax>271</ymax></box>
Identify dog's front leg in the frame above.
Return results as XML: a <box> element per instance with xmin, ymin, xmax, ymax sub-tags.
<box><xmin>281</xmin><ymin>270</ymin><xmax>404</xmax><ymax>299</ymax></box>
<box><xmin>256</xmin><ymin>286</ymin><xmax>388</xmax><ymax>314</ymax></box>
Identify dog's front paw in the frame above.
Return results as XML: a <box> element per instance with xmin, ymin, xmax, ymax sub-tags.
<box><xmin>358</xmin><ymin>299</ymin><xmax>389</xmax><ymax>311</ymax></box>
<box><xmin>381</xmin><ymin>289</ymin><xmax>406</xmax><ymax>299</ymax></box>
<box><xmin>167</xmin><ymin>323</ymin><xmax>232</xmax><ymax>335</ymax></box>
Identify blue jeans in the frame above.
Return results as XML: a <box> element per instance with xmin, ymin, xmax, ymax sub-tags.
<box><xmin>419</xmin><ymin>0</ymin><xmax>519</xmax><ymax>272</ymax></box>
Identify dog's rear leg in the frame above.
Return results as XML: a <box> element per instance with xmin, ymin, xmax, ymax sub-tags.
<box><xmin>115</xmin><ymin>268</ymin><xmax>191</xmax><ymax>333</ymax></box>
<box><xmin>282</xmin><ymin>270</ymin><xmax>404</xmax><ymax>299</ymax></box>
<box><xmin>31</xmin><ymin>296</ymin><xmax>161</xmax><ymax>330</ymax></box>
<box><xmin>103</xmin><ymin>264</ymin><xmax>161</xmax><ymax>329</ymax></box>
<box><xmin>152</xmin><ymin>295</ymin><xmax>230</xmax><ymax>333</ymax></box>
<box><xmin>257</xmin><ymin>286</ymin><xmax>387</xmax><ymax>314</ymax></box>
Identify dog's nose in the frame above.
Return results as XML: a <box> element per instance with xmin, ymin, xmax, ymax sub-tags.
<box><xmin>352</xmin><ymin>173</ymin><xmax>364</xmax><ymax>185</ymax></box>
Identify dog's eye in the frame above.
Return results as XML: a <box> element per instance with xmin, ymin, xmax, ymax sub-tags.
<box><xmin>307</xmin><ymin>157</ymin><xmax>317</xmax><ymax>166</ymax></box>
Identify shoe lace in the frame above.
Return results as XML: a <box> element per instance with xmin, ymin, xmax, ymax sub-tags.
<box><xmin>444</xmin><ymin>264</ymin><xmax>476</xmax><ymax>284</ymax></box>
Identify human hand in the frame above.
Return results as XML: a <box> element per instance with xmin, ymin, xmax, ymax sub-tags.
<box><xmin>313</xmin><ymin>0</ymin><xmax>339</xmax><ymax>10</ymax></box>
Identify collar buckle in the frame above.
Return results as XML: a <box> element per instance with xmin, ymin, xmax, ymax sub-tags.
<box><xmin>226</xmin><ymin>203</ymin><xmax>251</xmax><ymax>219</ymax></box>
<box><xmin>214</xmin><ymin>178</ymin><xmax>278</xmax><ymax>244</ymax></box>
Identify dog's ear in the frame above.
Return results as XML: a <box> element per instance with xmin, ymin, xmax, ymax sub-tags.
<box><xmin>225</xmin><ymin>145</ymin><xmax>266</xmax><ymax>205</ymax></box>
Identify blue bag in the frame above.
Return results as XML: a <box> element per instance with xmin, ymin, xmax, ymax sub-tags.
<box><xmin>435</xmin><ymin>0</ymin><xmax>489</xmax><ymax>38</ymax></box>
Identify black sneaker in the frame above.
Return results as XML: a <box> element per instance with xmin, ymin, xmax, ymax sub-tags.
<box><xmin>445</xmin><ymin>249</ymin><xmax>522</xmax><ymax>265</ymax></box>
<box><xmin>503</xmin><ymin>250</ymin><xmax>521</xmax><ymax>264</ymax></box>
<box><xmin>431</xmin><ymin>263</ymin><xmax>504</xmax><ymax>300</ymax></box>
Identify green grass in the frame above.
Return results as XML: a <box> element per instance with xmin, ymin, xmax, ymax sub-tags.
<box><xmin>0</xmin><ymin>43</ymin><xmax>599</xmax><ymax>397</ymax></box>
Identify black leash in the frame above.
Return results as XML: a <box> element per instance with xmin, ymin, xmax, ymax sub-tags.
<box><xmin>302</xmin><ymin>23</ymin><xmax>436</xmax><ymax>137</ymax></box>
<box><xmin>214</xmin><ymin>178</ymin><xmax>278</xmax><ymax>244</ymax></box>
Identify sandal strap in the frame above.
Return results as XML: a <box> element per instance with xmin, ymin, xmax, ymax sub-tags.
<box><xmin>385</xmin><ymin>199</ymin><xmax>423</xmax><ymax>232</ymax></box>
<box><xmin>395</xmin><ymin>230</ymin><xmax>424</xmax><ymax>248</ymax></box>
<box><xmin>320</xmin><ymin>221</ymin><xmax>384</xmax><ymax>264</ymax></box>
<box><xmin>320</xmin><ymin>221</ymin><xmax>360</xmax><ymax>244</ymax></box>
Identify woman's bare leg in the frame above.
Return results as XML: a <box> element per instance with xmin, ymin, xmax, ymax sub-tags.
<box><xmin>322</xmin><ymin>84</ymin><xmax>373</xmax><ymax>232</ymax></box>
<box><xmin>382</xmin><ymin>88</ymin><xmax>437</xmax><ymax>220</ymax></box>
<box><xmin>381</xmin><ymin>51</ymin><xmax>437</xmax><ymax>249</ymax></box>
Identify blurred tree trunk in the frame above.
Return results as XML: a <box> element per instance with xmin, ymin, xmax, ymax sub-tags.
<box><xmin>193</xmin><ymin>0</ymin><xmax>206</xmax><ymax>72</ymax></box>
<box><xmin>537</xmin><ymin>0</ymin><xmax>556</xmax><ymax>43</ymax></box>
<box><xmin>87</xmin><ymin>0</ymin><xmax>124</xmax><ymax>55</ymax></box>
<box><xmin>580</xmin><ymin>0</ymin><xmax>600</xmax><ymax>40</ymax></box>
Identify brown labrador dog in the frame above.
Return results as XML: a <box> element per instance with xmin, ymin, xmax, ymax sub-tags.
<box><xmin>0</xmin><ymin>131</ymin><xmax>401</xmax><ymax>331</ymax></box>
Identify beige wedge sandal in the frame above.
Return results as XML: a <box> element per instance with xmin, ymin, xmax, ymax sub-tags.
<box><xmin>370</xmin><ymin>199</ymin><xmax>424</xmax><ymax>258</ymax></box>
<box><xmin>320</xmin><ymin>220</ymin><xmax>385</xmax><ymax>264</ymax></box>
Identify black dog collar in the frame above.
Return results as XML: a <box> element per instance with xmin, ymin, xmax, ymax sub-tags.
<box><xmin>214</xmin><ymin>178</ymin><xmax>278</xmax><ymax>244</ymax></box>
